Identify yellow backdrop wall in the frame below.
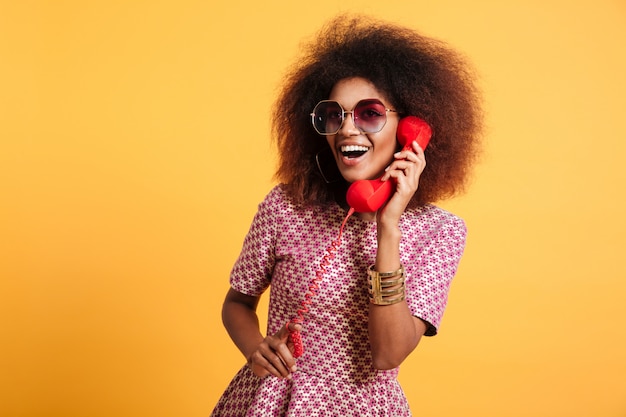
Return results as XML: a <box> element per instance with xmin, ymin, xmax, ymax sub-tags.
<box><xmin>1</xmin><ymin>1</ymin><xmax>625</xmax><ymax>416</ymax></box>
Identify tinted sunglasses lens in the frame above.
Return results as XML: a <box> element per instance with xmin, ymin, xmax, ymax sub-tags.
<box><xmin>354</xmin><ymin>99</ymin><xmax>387</xmax><ymax>133</ymax></box>
<box><xmin>312</xmin><ymin>101</ymin><xmax>343</xmax><ymax>134</ymax></box>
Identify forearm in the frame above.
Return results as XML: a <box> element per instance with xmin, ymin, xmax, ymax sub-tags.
<box><xmin>369</xmin><ymin>301</ymin><xmax>424</xmax><ymax>369</ymax></box>
<box><xmin>221</xmin><ymin>289</ymin><xmax>265</xmax><ymax>361</ymax></box>
<box><xmin>368</xmin><ymin>224</ymin><xmax>425</xmax><ymax>369</ymax></box>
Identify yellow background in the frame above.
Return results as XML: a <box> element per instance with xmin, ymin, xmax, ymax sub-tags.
<box><xmin>1</xmin><ymin>1</ymin><xmax>625</xmax><ymax>416</ymax></box>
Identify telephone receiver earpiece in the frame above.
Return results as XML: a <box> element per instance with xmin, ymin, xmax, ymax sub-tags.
<box><xmin>345</xmin><ymin>116</ymin><xmax>432</xmax><ymax>213</ymax></box>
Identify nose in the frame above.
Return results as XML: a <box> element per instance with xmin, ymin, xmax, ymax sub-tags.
<box><xmin>338</xmin><ymin>111</ymin><xmax>360</xmax><ymax>136</ymax></box>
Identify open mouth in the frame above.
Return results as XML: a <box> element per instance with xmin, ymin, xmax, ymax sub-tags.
<box><xmin>340</xmin><ymin>145</ymin><xmax>369</xmax><ymax>159</ymax></box>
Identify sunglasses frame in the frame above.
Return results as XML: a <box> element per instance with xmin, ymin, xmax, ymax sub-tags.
<box><xmin>310</xmin><ymin>98</ymin><xmax>398</xmax><ymax>136</ymax></box>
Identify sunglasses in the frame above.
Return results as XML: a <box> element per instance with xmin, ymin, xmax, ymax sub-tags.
<box><xmin>310</xmin><ymin>99</ymin><xmax>397</xmax><ymax>135</ymax></box>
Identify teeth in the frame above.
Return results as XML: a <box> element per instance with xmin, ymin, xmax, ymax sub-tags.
<box><xmin>340</xmin><ymin>145</ymin><xmax>369</xmax><ymax>153</ymax></box>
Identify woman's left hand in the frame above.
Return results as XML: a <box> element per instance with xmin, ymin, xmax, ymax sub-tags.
<box><xmin>378</xmin><ymin>140</ymin><xmax>426</xmax><ymax>222</ymax></box>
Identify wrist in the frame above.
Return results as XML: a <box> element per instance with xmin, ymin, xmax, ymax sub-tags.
<box><xmin>376</xmin><ymin>223</ymin><xmax>401</xmax><ymax>242</ymax></box>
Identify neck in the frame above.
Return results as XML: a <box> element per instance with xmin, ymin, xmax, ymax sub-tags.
<box><xmin>356</xmin><ymin>211</ymin><xmax>377</xmax><ymax>222</ymax></box>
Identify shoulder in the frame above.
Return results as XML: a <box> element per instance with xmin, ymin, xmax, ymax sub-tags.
<box><xmin>257</xmin><ymin>184</ymin><xmax>319</xmax><ymax>222</ymax></box>
<box><xmin>262</xmin><ymin>184</ymin><xmax>289</xmax><ymax>204</ymax></box>
<box><xmin>401</xmin><ymin>204</ymin><xmax>466</xmax><ymax>239</ymax></box>
<box><xmin>405</xmin><ymin>204</ymin><xmax>465</xmax><ymax>227</ymax></box>
<box><xmin>258</xmin><ymin>184</ymin><xmax>294</xmax><ymax>212</ymax></box>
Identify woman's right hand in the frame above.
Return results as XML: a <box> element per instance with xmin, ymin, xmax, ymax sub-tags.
<box><xmin>247</xmin><ymin>322</ymin><xmax>301</xmax><ymax>379</ymax></box>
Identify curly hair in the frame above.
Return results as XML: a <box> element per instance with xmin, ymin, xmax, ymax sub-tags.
<box><xmin>272</xmin><ymin>14</ymin><xmax>483</xmax><ymax>207</ymax></box>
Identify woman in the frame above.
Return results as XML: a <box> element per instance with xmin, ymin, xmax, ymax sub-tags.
<box><xmin>212</xmin><ymin>14</ymin><xmax>482</xmax><ymax>417</ymax></box>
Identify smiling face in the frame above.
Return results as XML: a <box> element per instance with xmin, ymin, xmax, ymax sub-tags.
<box><xmin>325</xmin><ymin>77</ymin><xmax>400</xmax><ymax>184</ymax></box>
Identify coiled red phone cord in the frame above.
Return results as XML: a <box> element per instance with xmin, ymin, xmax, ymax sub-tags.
<box><xmin>287</xmin><ymin>207</ymin><xmax>355</xmax><ymax>358</ymax></box>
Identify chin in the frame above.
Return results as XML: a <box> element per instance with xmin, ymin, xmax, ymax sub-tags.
<box><xmin>337</xmin><ymin>171</ymin><xmax>361</xmax><ymax>184</ymax></box>
<box><xmin>337</xmin><ymin>163</ymin><xmax>385</xmax><ymax>184</ymax></box>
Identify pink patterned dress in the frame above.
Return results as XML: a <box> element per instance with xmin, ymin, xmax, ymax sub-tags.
<box><xmin>211</xmin><ymin>185</ymin><xmax>466</xmax><ymax>417</ymax></box>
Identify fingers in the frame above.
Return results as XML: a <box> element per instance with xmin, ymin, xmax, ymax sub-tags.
<box><xmin>381</xmin><ymin>142</ymin><xmax>426</xmax><ymax>183</ymax></box>
<box><xmin>248</xmin><ymin>349</ymin><xmax>290</xmax><ymax>379</ymax></box>
<box><xmin>399</xmin><ymin>141</ymin><xmax>426</xmax><ymax>169</ymax></box>
<box><xmin>247</xmin><ymin>327</ymin><xmax>300</xmax><ymax>379</ymax></box>
<box><xmin>275</xmin><ymin>341</ymin><xmax>298</xmax><ymax>373</ymax></box>
<box><xmin>276</xmin><ymin>322</ymin><xmax>299</xmax><ymax>372</ymax></box>
<box><xmin>285</xmin><ymin>321</ymin><xmax>302</xmax><ymax>334</ymax></box>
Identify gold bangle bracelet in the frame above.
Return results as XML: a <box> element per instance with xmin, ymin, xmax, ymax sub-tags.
<box><xmin>367</xmin><ymin>264</ymin><xmax>406</xmax><ymax>305</ymax></box>
<box><xmin>379</xmin><ymin>286</ymin><xmax>405</xmax><ymax>296</ymax></box>
<box><xmin>378</xmin><ymin>275</ymin><xmax>405</xmax><ymax>287</ymax></box>
<box><xmin>367</xmin><ymin>264</ymin><xmax>404</xmax><ymax>279</ymax></box>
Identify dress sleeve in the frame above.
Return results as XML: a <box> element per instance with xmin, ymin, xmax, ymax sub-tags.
<box><xmin>405</xmin><ymin>214</ymin><xmax>467</xmax><ymax>336</ymax></box>
<box><xmin>229</xmin><ymin>188</ymin><xmax>281</xmax><ymax>296</ymax></box>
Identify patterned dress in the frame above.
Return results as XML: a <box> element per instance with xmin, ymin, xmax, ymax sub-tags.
<box><xmin>211</xmin><ymin>185</ymin><xmax>466</xmax><ymax>417</ymax></box>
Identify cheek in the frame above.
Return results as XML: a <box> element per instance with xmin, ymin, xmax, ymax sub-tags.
<box><xmin>380</xmin><ymin>132</ymin><xmax>399</xmax><ymax>154</ymax></box>
<box><xmin>380</xmin><ymin>120</ymin><xmax>399</xmax><ymax>151</ymax></box>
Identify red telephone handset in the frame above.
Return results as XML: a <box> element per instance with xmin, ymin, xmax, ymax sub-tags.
<box><xmin>345</xmin><ymin>116</ymin><xmax>432</xmax><ymax>213</ymax></box>
<box><xmin>287</xmin><ymin>116</ymin><xmax>433</xmax><ymax>358</ymax></box>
